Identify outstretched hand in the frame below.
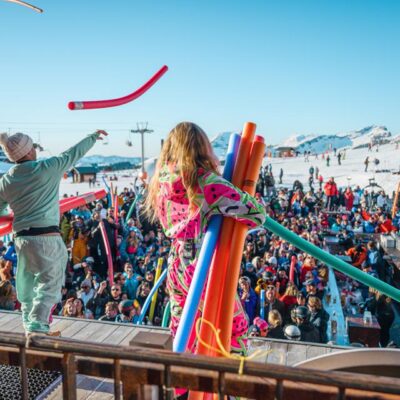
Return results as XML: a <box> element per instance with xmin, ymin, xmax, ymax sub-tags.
<box><xmin>95</xmin><ymin>130</ymin><xmax>109</xmax><ymax>140</ymax></box>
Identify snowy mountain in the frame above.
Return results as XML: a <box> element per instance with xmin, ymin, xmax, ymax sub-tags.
<box><xmin>77</xmin><ymin>155</ymin><xmax>143</xmax><ymax>166</ymax></box>
<box><xmin>211</xmin><ymin>131</ymin><xmax>236</xmax><ymax>160</ymax></box>
<box><xmin>280</xmin><ymin>125</ymin><xmax>391</xmax><ymax>153</ymax></box>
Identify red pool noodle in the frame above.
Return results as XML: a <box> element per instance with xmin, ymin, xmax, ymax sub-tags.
<box><xmin>289</xmin><ymin>255</ymin><xmax>297</xmax><ymax>283</ymax></box>
<box><xmin>99</xmin><ymin>220</ymin><xmax>114</xmax><ymax>285</ymax></box>
<box><xmin>114</xmin><ymin>193</ymin><xmax>119</xmax><ymax>246</ymax></box>
<box><xmin>0</xmin><ymin>190</ymin><xmax>107</xmax><ymax>236</ymax></box>
<box><xmin>68</xmin><ymin>65</ymin><xmax>168</xmax><ymax>110</ymax></box>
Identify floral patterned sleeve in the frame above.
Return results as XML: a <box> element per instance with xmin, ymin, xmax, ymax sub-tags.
<box><xmin>198</xmin><ymin>171</ymin><xmax>266</xmax><ymax>228</ymax></box>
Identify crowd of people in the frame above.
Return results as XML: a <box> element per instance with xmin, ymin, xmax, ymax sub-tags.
<box><xmin>1</xmin><ymin>157</ymin><xmax>399</xmax><ymax>348</ymax></box>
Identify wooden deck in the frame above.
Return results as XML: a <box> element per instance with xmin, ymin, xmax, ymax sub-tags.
<box><xmin>0</xmin><ymin>310</ymin><xmax>169</xmax><ymax>346</ymax></box>
<box><xmin>0</xmin><ymin>311</ymin><xmax>169</xmax><ymax>399</ymax></box>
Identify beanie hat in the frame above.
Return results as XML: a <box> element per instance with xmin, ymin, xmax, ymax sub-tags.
<box><xmin>253</xmin><ymin>317</ymin><xmax>268</xmax><ymax>331</ymax></box>
<box><xmin>120</xmin><ymin>299</ymin><xmax>134</xmax><ymax>315</ymax></box>
<box><xmin>0</xmin><ymin>132</ymin><xmax>34</xmax><ymax>162</ymax></box>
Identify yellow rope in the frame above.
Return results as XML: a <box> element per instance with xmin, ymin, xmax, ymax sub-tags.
<box><xmin>195</xmin><ymin>318</ymin><xmax>271</xmax><ymax>375</ymax></box>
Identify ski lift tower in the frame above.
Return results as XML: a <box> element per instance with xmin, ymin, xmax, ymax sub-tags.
<box><xmin>131</xmin><ymin>122</ymin><xmax>153</xmax><ymax>173</ymax></box>
<box><xmin>364</xmin><ymin>177</ymin><xmax>383</xmax><ymax>191</ymax></box>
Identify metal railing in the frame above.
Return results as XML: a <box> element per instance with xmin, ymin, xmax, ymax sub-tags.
<box><xmin>0</xmin><ymin>330</ymin><xmax>400</xmax><ymax>400</ymax></box>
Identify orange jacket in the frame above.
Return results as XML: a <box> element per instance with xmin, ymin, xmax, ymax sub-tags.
<box><xmin>346</xmin><ymin>247</ymin><xmax>367</xmax><ymax>268</ymax></box>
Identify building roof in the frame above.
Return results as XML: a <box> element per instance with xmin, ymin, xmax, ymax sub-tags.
<box><xmin>275</xmin><ymin>146</ymin><xmax>296</xmax><ymax>151</ymax></box>
<box><xmin>73</xmin><ymin>166</ymin><xmax>99</xmax><ymax>174</ymax></box>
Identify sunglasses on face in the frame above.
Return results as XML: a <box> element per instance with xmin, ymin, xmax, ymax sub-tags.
<box><xmin>81</xmin><ymin>286</ymin><xmax>89</xmax><ymax>289</ymax></box>
<box><xmin>111</xmin><ymin>288</ymin><xmax>120</xmax><ymax>291</ymax></box>
<box><xmin>266</xmin><ymin>286</ymin><xmax>275</xmax><ymax>290</ymax></box>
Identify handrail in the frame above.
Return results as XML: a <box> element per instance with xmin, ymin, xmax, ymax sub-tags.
<box><xmin>0</xmin><ymin>331</ymin><xmax>400</xmax><ymax>396</ymax></box>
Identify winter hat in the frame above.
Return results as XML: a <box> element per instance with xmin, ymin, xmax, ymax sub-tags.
<box><xmin>268</xmin><ymin>256</ymin><xmax>278</xmax><ymax>266</ymax></box>
<box><xmin>120</xmin><ymin>299</ymin><xmax>134</xmax><ymax>314</ymax></box>
<box><xmin>253</xmin><ymin>317</ymin><xmax>268</xmax><ymax>331</ymax></box>
<box><xmin>247</xmin><ymin>324</ymin><xmax>260</xmax><ymax>336</ymax></box>
<box><xmin>81</xmin><ymin>279</ymin><xmax>91</xmax><ymax>288</ymax></box>
<box><xmin>0</xmin><ymin>132</ymin><xmax>33</xmax><ymax>162</ymax></box>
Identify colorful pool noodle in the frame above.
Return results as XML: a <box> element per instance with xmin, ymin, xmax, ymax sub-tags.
<box><xmin>4</xmin><ymin>0</ymin><xmax>43</xmax><ymax>13</ymax></box>
<box><xmin>195</xmin><ymin>123</ymin><xmax>256</xmax><ymax>358</ymax></box>
<box><xmin>263</xmin><ymin>215</ymin><xmax>400</xmax><ymax>302</ymax></box>
<box><xmin>101</xmin><ymin>175</ymin><xmax>112</xmax><ymax>207</ymax></box>
<box><xmin>59</xmin><ymin>190</ymin><xmax>107</xmax><ymax>213</ymax></box>
<box><xmin>99</xmin><ymin>220</ymin><xmax>114</xmax><ymax>285</ymax></box>
<box><xmin>110</xmin><ymin>183</ymin><xmax>114</xmax><ymax>208</ymax></box>
<box><xmin>289</xmin><ymin>255</ymin><xmax>297</xmax><ymax>283</ymax></box>
<box><xmin>149</xmin><ymin>257</ymin><xmax>164</xmax><ymax>322</ymax></box>
<box><xmin>172</xmin><ymin>133</ymin><xmax>240</xmax><ymax>353</ymax></box>
<box><xmin>113</xmin><ymin>192</ymin><xmax>119</xmax><ymax>247</ymax></box>
<box><xmin>260</xmin><ymin>289</ymin><xmax>266</xmax><ymax>320</ymax></box>
<box><xmin>0</xmin><ymin>190</ymin><xmax>107</xmax><ymax>236</ymax></box>
<box><xmin>125</xmin><ymin>192</ymin><xmax>143</xmax><ymax>225</ymax></box>
<box><xmin>217</xmin><ymin>135</ymin><xmax>265</xmax><ymax>352</ymax></box>
<box><xmin>162</xmin><ymin>301</ymin><xmax>171</xmax><ymax>328</ymax></box>
<box><xmin>137</xmin><ymin>268</ymin><xmax>167</xmax><ymax>325</ymax></box>
<box><xmin>68</xmin><ymin>65</ymin><xmax>168</xmax><ymax>110</ymax></box>
<box><xmin>0</xmin><ymin>190</ymin><xmax>106</xmax><ymax>223</ymax></box>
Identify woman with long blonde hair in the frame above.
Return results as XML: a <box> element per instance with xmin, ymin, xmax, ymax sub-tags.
<box><xmin>145</xmin><ymin>122</ymin><xmax>266</xmax><ymax>349</ymax></box>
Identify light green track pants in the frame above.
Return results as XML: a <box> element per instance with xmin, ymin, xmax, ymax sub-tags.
<box><xmin>14</xmin><ymin>235</ymin><xmax>68</xmax><ymax>333</ymax></box>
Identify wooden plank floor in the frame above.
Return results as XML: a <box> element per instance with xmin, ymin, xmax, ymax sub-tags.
<box><xmin>0</xmin><ymin>310</ymin><xmax>169</xmax><ymax>400</ymax></box>
<box><xmin>0</xmin><ymin>310</ymin><xmax>168</xmax><ymax>345</ymax></box>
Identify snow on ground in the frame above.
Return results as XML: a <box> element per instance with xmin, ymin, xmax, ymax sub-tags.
<box><xmin>264</xmin><ymin>141</ymin><xmax>400</xmax><ymax>194</ymax></box>
<box><xmin>59</xmin><ymin>141</ymin><xmax>400</xmax><ymax>199</ymax></box>
<box><xmin>59</xmin><ymin>171</ymin><xmax>138</xmax><ymax>197</ymax></box>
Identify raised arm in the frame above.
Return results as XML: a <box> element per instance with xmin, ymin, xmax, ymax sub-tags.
<box><xmin>44</xmin><ymin>130</ymin><xmax>108</xmax><ymax>173</ymax></box>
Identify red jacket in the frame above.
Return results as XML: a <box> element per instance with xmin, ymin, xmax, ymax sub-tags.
<box><xmin>344</xmin><ymin>190</ymin><xmax>354</xmax><ymax>211</ymax></box>
<box><xmin>379</xmin><ymin>219</ymin><xmax>397</xmax><ymax>233</ymax></box>
<box><xmin>324</xmin><ymin>181</ymin><xmax>338</xmax><ymax>197</ymax></box>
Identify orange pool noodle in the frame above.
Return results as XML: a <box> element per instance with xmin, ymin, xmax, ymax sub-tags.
<box><xmin>217</xmin><ymin>136</ymin><xmax>266</xmax><ymax>352</ymax></box>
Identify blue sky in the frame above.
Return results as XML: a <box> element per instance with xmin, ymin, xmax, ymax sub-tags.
<box><xmin>1</xmin><ymin>0</ymin><xmax>399</xmax><ymax>158</ymax></box>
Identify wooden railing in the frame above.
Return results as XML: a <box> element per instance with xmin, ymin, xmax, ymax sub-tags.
<box><xmin>0</xmin><ymin>330</ymin><xmax>400</xmax><ymax>399</ymax></box>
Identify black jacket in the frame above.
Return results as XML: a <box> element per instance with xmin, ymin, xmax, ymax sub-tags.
<box><xmin>309</xmin><ymin>309</ymin><xmax>330</xmax><ymax>343</ymax></box>
<box><xmin>299</xmin><ymin>322</ymin><xmax>321</xmax><ymax>343</ymax></box>
<box><xmin>267</xmin><ymin>326</ymin><xmax>285</xmax><ymax>340</ymax></box>
<box><xmin>261</xmin><ymin>299</ymin><xmax>286</xmax><ymax>322</ymax></box>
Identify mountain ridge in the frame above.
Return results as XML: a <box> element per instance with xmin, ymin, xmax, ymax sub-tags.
<box><xmin>210</xmin><ymin>125</ymin><xmax>397</xmax><ymax>158</ymax></box>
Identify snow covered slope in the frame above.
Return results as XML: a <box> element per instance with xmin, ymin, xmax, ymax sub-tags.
<box><xmin>281</xmin><ymin>126</ymin><xmax>391</xmax><ymax>153</ymax></box>
<box><xmin>77</xmin><ymin>155</ymin><xmax>142</xmax><ymax>166</ymax></box>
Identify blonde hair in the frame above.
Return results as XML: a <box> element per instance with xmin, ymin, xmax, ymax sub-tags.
<box><xmin>145</xmin><ymin>122</ymin><xmax>219</xmax><ymax>222</ymax></box>
<box><xmin>307</xmin><ymin>296</ymin><xmax>322</xmax><ymax>310</ymax></box>
<box><xmin>268</xmin><ymin>309</ymin><xmax>282</xmax><ymax>328</ymax></box>
<box><xmin>0</xmin><ymin>280</ymin><xmax>13</xmax><ymax>298</ymax></box>
<box><xmin>283</xmin><ymin>282</ymin><xmax>298</xmax><ymax>297</ymax></box>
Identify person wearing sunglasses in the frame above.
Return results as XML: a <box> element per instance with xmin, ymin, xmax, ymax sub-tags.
<box><xmin>77</xmin><ymin>279</ymin><xmax>95</xmax><ymax>308</ymax></box>
<box><xmin>259</xmin><ymin>284</ymin><xmax>286</xmax><ymax>323</ymax></box>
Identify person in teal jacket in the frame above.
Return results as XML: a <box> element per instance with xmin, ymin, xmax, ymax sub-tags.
<box><xmin>0</xmin><ymin>130</ymin><xmax>107</xmax><ymax>335</ymax></box>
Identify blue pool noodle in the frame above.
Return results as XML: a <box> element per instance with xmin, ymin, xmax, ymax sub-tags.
<box><xmin>137</xmin><ymin>269</ymin><xmax>168</xmax><ymax>325</ymax></box>
<box><xmin>260</xmin><ymin>289</ymin><xmax>266</xmax><ymax>320</ymax></box>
